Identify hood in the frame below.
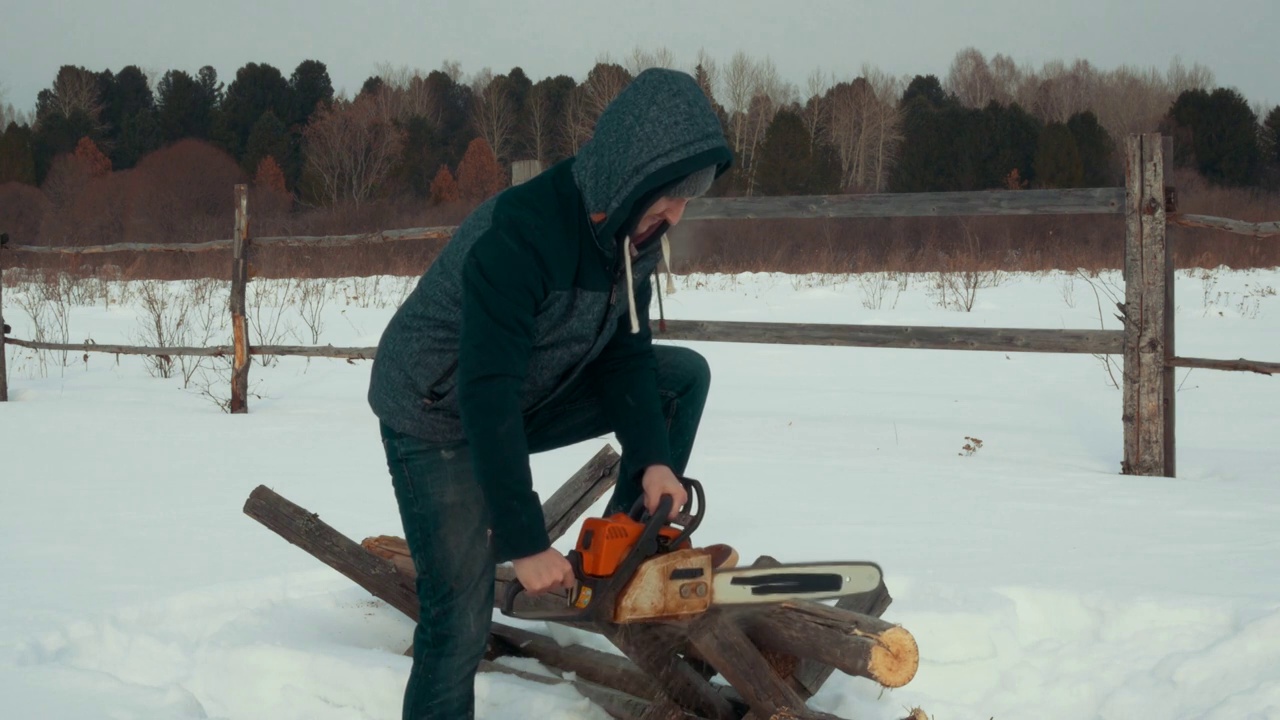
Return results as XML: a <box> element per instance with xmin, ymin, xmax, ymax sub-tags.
<box><xmin>572</xmin><ymin>68</ymin><xmax>733</xmax><ymax>253</ymax></box>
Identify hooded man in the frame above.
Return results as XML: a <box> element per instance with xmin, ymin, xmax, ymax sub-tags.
<box><xmin>367</xmin><ymin>67</ymin><xmax>733</xmax><ymax>719</ymax></box>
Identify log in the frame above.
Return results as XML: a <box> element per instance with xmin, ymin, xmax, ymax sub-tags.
<box><xmin>2</xmin><ymin>338</ymin><xmax>378</xmax><ymax>360</ymax></box>
<box><xmin>744</xmin><ymin>555</ymin><xmax>894</xmax><ymax>700</ymax></box>
<box><xmin>540</xmin><ymin>444</ymin><xmax>622</xmax><ymax>543</ymax></box>
<box><xmin>3</xmin><ymin>226</ymin><xmax>455</xmax><ymax>255</ymax></box>
<box><xmin>737</xmin><ymin>599</ymin><xmax>918</xmax><ymax>690</ymax></box>
<box><xmin>687</xmin><ymin>611</ymin><xmax>844</xmax><ymax>720</ymax></box>
<box><xmin>794</xmin><ymin>581</ymin><xmax>892</xmax><ymax>697</ymax></box>
<box><xmin>242</xmin><ymin>485</ymin><xmax>420</xmax><ymax>620</ymax></box>
<box><xmin>479</xmin><ymin>659</ymin><xmax>681</xmax><ymax>720</ymax></box>
<box><xmin>683</xmin><ymin>188</ymin><xmax>1125</xmax><ymax>221</ymax></box>
<box><xmin>230</xmin><ymin>185</ymin><xmax>250</xmax><ymax>414</ymax></box>
<box><xmin>1168</xmin><ymin>213</ymin><xmax>1280</xmax><ymax>238</ymax></box>
<box><xmin>654</xmin><ymin>320</ymin><xmax>1123</xmax><ymax>355</ymax></box>
<box><xmin>489</xmin><ymin>621</ymin><xmax>661</xmax><ymax>702</ymax></box>
<box><xmin>604</xmin><ymin>623</ymin><xmax>738</xmax><ymax>720</ymax></box>
<box><xmin>1168</xmin><ymin>355</ymin><xmax>1280</xmax><ymax>376</ymax></box>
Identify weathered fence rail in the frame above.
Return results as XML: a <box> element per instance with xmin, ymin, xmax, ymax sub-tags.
<box><xmin>2</xmin><ymin>133</ymin><xmax>1277</xmax><ymax>480</ymax></box>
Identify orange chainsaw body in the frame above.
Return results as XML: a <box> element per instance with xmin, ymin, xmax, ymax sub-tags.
<box><xmin>575</xmin><ymin>511</ymin><xmax>691</xmax><ymax>578</ymax></box>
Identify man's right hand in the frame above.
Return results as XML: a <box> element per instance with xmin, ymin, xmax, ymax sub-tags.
<box><xmin>511</xmin><ymin>548</ymin><xmax>576</xmax><ymax>595</ymax></box>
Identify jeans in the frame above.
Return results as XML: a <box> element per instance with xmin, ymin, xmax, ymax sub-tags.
<box><xmin>380</xmin><ymin>345</ymin><xmax>710</xmax><ymax>720</ymax></box>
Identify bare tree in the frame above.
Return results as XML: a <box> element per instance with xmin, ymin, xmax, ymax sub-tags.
<box><xmin>303</xmin><ymin>91</ymin><xmax>406</xmax><ymax>207</ymax></box>
<box><xmin>373</xmin><ymin>62</ymin><xmax>438</xmax><ymax>123</ymax></box>
<box><xmin>723</xmin><ymin>54</ymin><xmax>795</xmax><ymax>194</ymax></box>
<box><xmin>693</xmin><ymin>48</ymin><xmax>720</xmax><ymax>103</ymax></box>
<box><xmin>624</xmin><ymin>45</ymin><xmax>677</xmax><ymax>76</ymax></box>
<box><xmin>563</xmin><ymin>58</ymin><xmax>632</xmax><ymax>148</ymax></box>
<box><xmin>989</xmin><ymin>53</ymin><xmax>1022</xmax><ymax>106</ymax></box>
<box><xmin>803</xmin><ymin>68</ymin><xmax>831</xmax><ymax>146</ymax></box>
<box><xmin>723</xmin><ymin>51</ymin><xmax>759</xmax><ymax>162</ymax></box>
<box><xmin>946</xmin><ymin>47</ymin><xmax>997</xmax><ymax>108</ymax></box>
<box><xmin>39</xmin><ymin>66</ymin><xmax>104</xmax><ymax>123</ymax></box>
<box><xmin>471</xmin><ymin>68</ymin><xmax>517</xmax><ymax>163</ymax></box>
<box><xmin>527</xmin><ymin>83</ymin><xmax>553</xmax><ymax>165</ymax></box>
<box><xmin>1165</xmin><ymin>56</ymin><xmax>1214</xmax><ymax>97</ymax></box>
<box><xmin>865</xmin><ymin>66</ymin><xmax>905</xmax><ymax>193</ymax></box>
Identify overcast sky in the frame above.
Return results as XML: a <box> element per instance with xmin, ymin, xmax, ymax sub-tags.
<box><xmin>3</xmin><ymin>0</ymin><xmax>1278</xmax><ymax>114</ymax></box>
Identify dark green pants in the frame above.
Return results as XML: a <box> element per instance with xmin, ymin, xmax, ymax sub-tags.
<box><xmin>380</xmin><ymin>345</ymin><xmax>711</xmax><ymax>720</ymax></box>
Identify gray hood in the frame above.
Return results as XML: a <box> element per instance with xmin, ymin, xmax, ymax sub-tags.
<box><xmin>571</xmin><ymin>68</ymin><xmax>733</xmax><ymax>252</ymax></box>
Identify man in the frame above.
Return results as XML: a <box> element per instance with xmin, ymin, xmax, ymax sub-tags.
<box><xmin>367</xmin><ymin>67</ymin><xmax>733</xmax><ymax>719</ymax></box>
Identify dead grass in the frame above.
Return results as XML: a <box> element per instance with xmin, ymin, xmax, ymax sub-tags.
<box><xmin>3</xmin><ymin>170</ymin><xmax>1277</xmax><ymax>282</ymax></box>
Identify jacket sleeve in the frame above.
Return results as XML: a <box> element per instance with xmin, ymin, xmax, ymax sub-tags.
<box><xmin>456</xmin><ymin>228</ymin><xmax>552</xmax><ymax>563</ymax></box>
<box><xmin>585</xmin><ymin>274</ymin><xmax>672</xmax><ymax>487</ymax></box>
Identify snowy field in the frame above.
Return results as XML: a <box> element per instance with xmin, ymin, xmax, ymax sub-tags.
<box><xmin>2</xmin><ymin>265</ymin><xmax>1278</xmax><ymax>720</ymax></box>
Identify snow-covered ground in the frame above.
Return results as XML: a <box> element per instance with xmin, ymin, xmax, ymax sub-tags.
<box><xmin>2</xmin><ymin>265</ymin><xmax>1278</xmax><ymax>719</ymax></box>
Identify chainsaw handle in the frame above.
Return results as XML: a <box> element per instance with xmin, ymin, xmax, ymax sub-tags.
<box><xmin>628</xmin><ymin>476</ymin><xmax>703</xmax><ymax>548</ymax></box>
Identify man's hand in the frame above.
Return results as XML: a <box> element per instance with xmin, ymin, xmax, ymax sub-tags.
<box><xmin>641</xmin><ymin>465</ymin><xmax>688</xmax><ymax>520</ymax></box>
<box><xmin>511</xmin><ymin>548</ymin><xmax>576</xmax><ymax>595</ymax></box>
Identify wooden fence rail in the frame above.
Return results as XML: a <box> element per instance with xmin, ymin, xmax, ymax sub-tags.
<box><xmin>2</xmin><ymin>134</ymin><xmax>1278</xmax><ymax>480</ymax></box>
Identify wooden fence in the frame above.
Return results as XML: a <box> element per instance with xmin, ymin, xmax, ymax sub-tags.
<box><xmin>1</xmin><ymin>134</ymin><xmax>1277</xmax><ymax>478</ymax></box>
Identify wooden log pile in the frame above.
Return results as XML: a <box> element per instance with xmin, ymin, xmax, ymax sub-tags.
<box><xmin>242</xmin><ymin>444</ymin><xmax>923</xmax><ymax>720</ymax></box>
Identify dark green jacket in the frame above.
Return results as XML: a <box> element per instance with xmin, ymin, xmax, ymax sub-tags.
<box><xmin>368</xmin><ymin>68</ymin><xmax>732</xmax><ymax>562</ymax></box>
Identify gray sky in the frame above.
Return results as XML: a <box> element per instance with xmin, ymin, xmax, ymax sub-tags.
<box><xmin>2</xmin><ymin>0</ymin><xmax>1278</xmax><ymax>114</ymax></box>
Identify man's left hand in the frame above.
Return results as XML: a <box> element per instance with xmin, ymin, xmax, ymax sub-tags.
<box><xmin>641</xmin><ymin>465</ymin><xmax>688</xmax><ymax>520</ymax></box>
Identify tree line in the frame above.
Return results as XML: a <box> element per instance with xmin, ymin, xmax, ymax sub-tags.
<box><xmin>1</xmin><ymin>47</ymin><xmax>1278</xmax><ymax>231</ymax></box>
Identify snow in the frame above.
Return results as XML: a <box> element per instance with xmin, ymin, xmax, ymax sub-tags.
<box><xmin>2</xmin><ymin>266</ymin><xmax>1279</xmax><ymax>719</ymax></box>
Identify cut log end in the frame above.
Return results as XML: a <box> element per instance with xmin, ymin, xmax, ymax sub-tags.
<box><xmin>867</xmin><ymin>625</ymin><xmax>919</xmax><ymax>688</ymax></box>
<box><xmin>362</xmin><ymin>535</ymin><xmax>416</xmax><ymax>577</ymax></box>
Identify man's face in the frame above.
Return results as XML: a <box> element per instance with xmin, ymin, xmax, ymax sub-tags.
<box><xmin>633</xmin><ymin>196</ymin><xmax>689</xmax><ymax>242</ymax></box>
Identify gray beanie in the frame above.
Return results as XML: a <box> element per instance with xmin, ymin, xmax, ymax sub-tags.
<box><xmin>662</xmin><ymin>164</ymin><xmax>716</xmax><ymax>199</ymax></box>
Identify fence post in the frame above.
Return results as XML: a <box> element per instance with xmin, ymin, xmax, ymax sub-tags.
<box><xmin>1</xmin><ymin>232</ymin><xmax>9</xmax><ymax>402</ymax></box>
<box><xmin>1121</xmin><ymin>134</ymin><xmax>1175</xmax><ymax>477</ymax></box>
<box><xmin>230</xmin><ymin>186</ymin><xmax>250</xmax><ymax>413</ymax></box>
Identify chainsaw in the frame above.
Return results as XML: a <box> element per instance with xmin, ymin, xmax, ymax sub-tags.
<box><xmin>501</xmin><ymin>477</ymin><xmax>883</xmax><ymax>624</ymax></box>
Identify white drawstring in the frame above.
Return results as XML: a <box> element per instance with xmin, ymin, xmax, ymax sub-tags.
<box><xmin>661</xmin><ymin>233</ymin><xmax>675</xmax><ymax>295</ymax></box>
<box><xmin>624</xmin><ymin>236</ymin><xmax>639</xmax><ymax>334</ymax></box>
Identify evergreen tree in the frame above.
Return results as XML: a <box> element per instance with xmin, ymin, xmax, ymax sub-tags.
<box><xmin>242</xmin><ymin>110</ymin><xmax>289</xmax><ymax>179</ymax></box>
<box><xmin>753</xmin><ymin>109</ymin><xmax>841</xmax><ymax>196</ymax></box>
<box><xmin>425</xmin><ymin>69</ymin><xmax>476</xmax><ymax>170</ymax></box>
<box><xmin>1034</xmin><ymin>122</ymin><xmax>1084</xmax><ymax>188</ymax></box>
<box><xmin>1261</xmin><ymin>105</ymin><xmax>1280</xmax><ymax>189</ymax></box>
<box><xmin>157</xmin><ymin>69</ymin><xmax>218</xmax><ymax>143</ymax></box>
<box><xmin>0</xmin><ymin>122</ymin><xmax>37</xmax><ymax>185</ymax></box>
<box><xmin>977</xmin><ymin>101</ymin><xmax>1040</xmax><ymax>189</ymax></box>
<box><xmin>289</xmin><ymin>60</ymin><xmax>334</xmax><ymax>127</ymax></box>
<box><xmin>395</xmin><ymin>115</ymin><xmax>442</xmax><ymax>199</ymax></box>
<box><xmin>891</xmin><ymin>79</ymin><xmax>981</xmax><ymax>192</ymax></box>
<box><xmin>97</xmin><ymin>65</ymin><xmax>160</xmax><ymax>168</ymax></box>
<box><xmin>32</xmin><ymin>109</ymin><xmax>97</xmax><ymax>184</ymax></box>
<box><xmin>220</xmin><ymin>62</ymin><xmax>292</xmax><ymax>160</ymax></box>
<box><xmin>1165</xmin><ymin>87</ymin><xmax>1261</xmax><ymax>186</ymax></box>
<box><xmin>1066</xmin><ymin>111</ymin><xmax>1116</xmax><ymax>186</ymax></box>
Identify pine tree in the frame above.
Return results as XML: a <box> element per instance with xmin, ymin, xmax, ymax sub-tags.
<box><xmin>0</xmin><ymin>122</ymin><xmax>37</xmax><ymax>185</ymax></box>
<box><xmin>1034</xmin><ymin>122</ymin><xmax>1084</xmax><ymax>188</ymax></box>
